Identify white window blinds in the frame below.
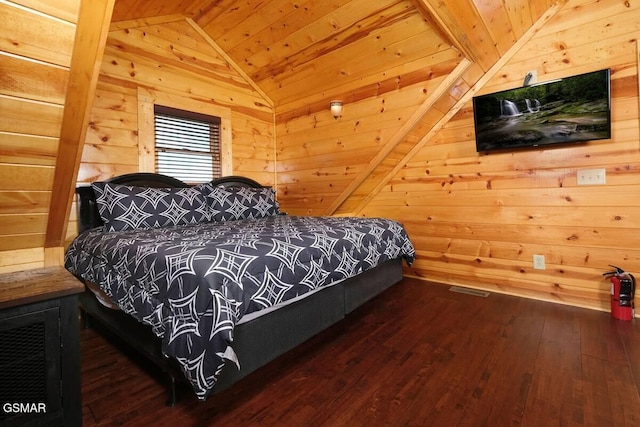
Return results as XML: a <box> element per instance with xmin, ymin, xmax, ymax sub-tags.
<box><xmin>154</xmin><ymin>105</ymin><xmax>222</xmax><ymax>183</ymax></box>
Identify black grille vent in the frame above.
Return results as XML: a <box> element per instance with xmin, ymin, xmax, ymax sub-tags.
<box><xmin>0</xmin><ymin>322</ymin><xmax>47</xmax><ymax>419</ymax></box>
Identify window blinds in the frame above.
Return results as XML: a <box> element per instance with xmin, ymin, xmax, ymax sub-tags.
<box><xmin>154</xmin><ymin>105</ymin><xmax>222</xmax><ymax>183</ymax></box>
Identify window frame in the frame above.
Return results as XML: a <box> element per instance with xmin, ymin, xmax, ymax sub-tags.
<box><xmin>137</xmin><ymin>88</ymin><xmax>232</xmax><ymax>182</ymax></box>
<box><xmin>153</xmin><ymin>104</ymin><xmax>222</xmax><ymax>182</ymax></box>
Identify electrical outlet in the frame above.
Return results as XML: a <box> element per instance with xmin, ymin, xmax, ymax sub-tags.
<box><xmin>533</xmin><ymin>254</ymin><xmax>546</xmax><ymax>270</ymax></box>
<box><xmin>577</xmin><ymin>168</ymin><xmax>606</xmax><ymax>185</ymax></box>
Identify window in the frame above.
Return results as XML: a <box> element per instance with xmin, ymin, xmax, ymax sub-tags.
<box><xmin>154</xmin><ymin>105</ymin><xmax>222</xmax><ymax>183</ymax></box>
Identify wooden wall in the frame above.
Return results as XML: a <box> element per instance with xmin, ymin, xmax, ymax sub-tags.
<box><xmin>358</xmin><ymin>0</ymin><xmax>640</xmax><ymax>311</ymax></box>
<box><xmin>273</xmin><ymin>6</ymin><xmax>462</xmax><ymax>216</ymax></box>
<box><xmin>72</xmin><ymin>17</ymin><xmax>276</xmax><ymax>236</ymax></box>
<box><xmin>275</xmin><ymin>0</ymin><xmax>639</xmax><ymax>312</ymax></box>
<box><xmin>275</xmin><ymin>72</ymin><xmax>456</xmax><ymax>215</ymax></box>
<box><xmin>0</xmin><ymin>0</ymin><xmax>80</xmax><ymax>272</ymax></box>
<box><xmin>2</xmin><ymin>0</ymin><xmax>638</xmax><ymax>315</ymax></box>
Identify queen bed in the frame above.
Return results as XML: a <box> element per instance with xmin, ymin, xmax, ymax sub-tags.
<box><xmin>65</xmin><ymin>172</ymin><xmax>415</xmax><ymax>404</ymax></box>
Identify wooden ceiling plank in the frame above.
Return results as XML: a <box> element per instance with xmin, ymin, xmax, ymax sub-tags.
<box><xmin>190</xmin><ymin>0</ymin><xmax>240</xmax><ymax>30</ymax></box>
<box><xmin>107</xmin><ymin>25</ymin><xmax>237</xmax><ymax>81</ymax></box>
<box><xmin>197</xmin><ymin>0</ymin><xmax>269</xmax><ymax>40</ymax></box>
<box><xmin>215</xmin><ymin>0</ymin><xmax>315</xmax><ymax>52</ymax></box>
<box><xmin>100</xmin><ymin>48</ymin><xmax>264</xmax><ymax>109</ymax></box>
<box><xmin>225</xmin><ymin>0</ymin><xmax>351</xmax><ymax>61</ymax></box>
<box><xmin>16</xmin><ymin>0</ymin><xmax>79</xmax><ymax>23</ymax></box>
<box><xmin>0</xmin><ymin>2</ymin><xmax>76</xmax><ymax>67</ymax></box>
<box><xmin>275</xmin><ymin>52</ymin><xmax>460</xmax><ymax>118</ymax></box>
<box><xmin>186</xmin><ymin>18</ymin><xmax>274</xmax><ymax>108</ymax></box>
<box><xmin>267</xmin><ymin>27</ymin><xmax>454</xmax><ymax>105</ymax></box>
<box><xmin>411</xmin><ymin>0</ymin><xmax>474</xmax><ymax>60</ymax></box>
<box><xmin>110</xmin><ymin>0</ymin><xmax>210</xmax><ymax>21</ymax></box>
<box><xmin>413</xmin><ymin>0</ymin><xmax>500</xmax><ymax>71</ymax></box>
<box><xmin>45</xmin><ymin>0</ymin><xmax>115</xmax><ymax>248</ymax></box>
<box><xmin>351</xmin><ymin>0</ymin><xmax>568</xmax><ymax>216</ymax></box>
<box><xmin>109</xmin><ymin>13</ymin><xmax>187</xmax><ymax>31</ymax></box>
<box><xmin>502</xmin><ymin>0</ymin><xmax>534</xmax><ymax>39</ymax></box>
<box><xmin>245</xmin><ymin>0</ymin><xmax>415</xmax><ymax>82</ymax></box>
<box><xmin>324</xmin><ymin>57</ymin><xmax>472</xmax><ymax>215</ymax></box>
<box><xmin>471</xmin><ymin>0</ymin><xmax>517</xmax><ymax>56</ymax></box>
<box><xmin>150</xmin><ymin>22</ymin><xmax>232</xmax><ymax>66</ymax></box>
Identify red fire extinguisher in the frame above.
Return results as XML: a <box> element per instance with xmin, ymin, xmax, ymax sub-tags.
<box><xmin>603</xmin><ymin>265</ymin><xmax>636</xmax><ymax>321</ymax></box>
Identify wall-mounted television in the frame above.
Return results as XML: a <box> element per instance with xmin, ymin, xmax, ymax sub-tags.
<box><xmin>472</xmin><ymin>69</ymin><xmax>611</xmax><ymax>153</ymax></box>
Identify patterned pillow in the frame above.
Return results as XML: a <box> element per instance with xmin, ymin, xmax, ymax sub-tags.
<box><xmin>92</xmin><ymin>182</ymin><xmax>210</xmax><ymax>232</ymax></box>
<box><xmin>200</xmin><ymin>183</ymin><xmax>280</xmax><ymax>221</ymax></box>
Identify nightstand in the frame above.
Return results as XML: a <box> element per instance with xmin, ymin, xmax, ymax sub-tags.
<box><xmin>0</xmin><ymin>267</ymin><xmax>83</xmax><ymax>427</ymax></box>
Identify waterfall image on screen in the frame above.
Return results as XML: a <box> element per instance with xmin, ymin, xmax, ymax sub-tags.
<box><xmin>472</xmin><ymin>69</ymin><xmax>611</xmax><ymax>153</ymax></box>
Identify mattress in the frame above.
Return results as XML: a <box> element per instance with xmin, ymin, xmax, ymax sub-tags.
<box><xmin>65</xmin><ymin>215</ymin><xmax>415</xmax><ymax>398</ymax></box>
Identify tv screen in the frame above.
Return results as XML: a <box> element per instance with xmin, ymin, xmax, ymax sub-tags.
<box><xmin>472</xmin><ymin>69</ymin><xmax>611</xmax><ymax>153</ymax></box>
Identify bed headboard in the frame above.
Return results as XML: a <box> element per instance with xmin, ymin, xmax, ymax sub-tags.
<box><xmin>209</xmin><ymin>175</ymin><xmax>263</xmax><ymax>188</ymax></box>
<box><xmin>76</xmin><ymin>173</ymin><xmax>264</xmax><ymax>233</ymax></box>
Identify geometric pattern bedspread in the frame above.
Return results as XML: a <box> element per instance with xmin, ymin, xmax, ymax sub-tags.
<box><xmin>65</xmin><ymin>215</ymin><xmax>415</xmax><ymax>399</ymax></box>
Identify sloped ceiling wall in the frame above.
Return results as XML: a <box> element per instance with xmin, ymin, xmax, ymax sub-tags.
<box><xmin>109</xmin><ymin>0</ymin><xmax>562</xmax><ymax>106</ymax></box>
<box><xmin>60</xmin><ymin>0</ymin><xmax>556</xmax><ymax>224</ymax></box>
<box><xmin>0</xmin><ymin>0</ymin><xmax>81</xmax><ymax>271</ymax></box>
<box><xmin>80</xmin><ymin>16</ymin><xmax>275</xmax><ymax>188</ymax></box>
<box><xmin>358</xmin><ymin>1</ymin><xmax>640</xmax><ymax>310</ymax></box>
<box><xmin>49</xmin><ymin>0</ymin><xmax>572</xmax><ymax>229</ymax></box>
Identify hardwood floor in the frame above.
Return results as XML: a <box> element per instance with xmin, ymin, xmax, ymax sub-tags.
<box><xmin>79</xmin><ymin>278</ymin><xmax>640</xmax><ymax>426</ymax></box>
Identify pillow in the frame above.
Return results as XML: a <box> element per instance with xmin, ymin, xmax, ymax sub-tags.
<box><xmin>200</xmin><ymin>183</ymin><xmax>280</xmax><ymax>221</ymax></box>
<box><xmin>91</xmin><ymin>182</ymin><xmax>209</xmax><ymax>232</ymax></box>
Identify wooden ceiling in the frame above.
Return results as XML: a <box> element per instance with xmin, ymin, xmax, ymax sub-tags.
<box><xmin>109</xmin><ymin>0</ymin><xmax>561</xmax><ymax>109</ymax></box>
<box><xmin>42</xmin><ymin>0</ymin><xmax>568</xmax><ymax>249</ymax></box>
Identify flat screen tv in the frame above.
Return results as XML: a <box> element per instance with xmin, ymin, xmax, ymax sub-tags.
<box><xmin>472</xmin><ymin>69</ymin><xmax>611</xmax><ymax>153</ymax></box>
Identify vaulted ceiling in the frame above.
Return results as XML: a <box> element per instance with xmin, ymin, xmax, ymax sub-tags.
<box><xmin>108</xmin><ymin>0</ymin><xmax>564</xmax><ymax>109</ymax></box>
<box><xmin>47</xmin><ymin>0</ymin><xmax>570</xmax><ymax>247</ymax></box>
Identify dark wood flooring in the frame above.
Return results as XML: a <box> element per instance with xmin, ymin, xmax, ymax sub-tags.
<box><xmin>80</xmin><ymin>278</ymin><xmax>640</xmax><ymax>426</ymax></box>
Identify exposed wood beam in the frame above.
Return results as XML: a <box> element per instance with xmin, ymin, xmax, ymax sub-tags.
<box><xmin>325</xmin><ymin>57</ymin><xmax>472</xmax><ymax>216</ymax></box>
<box><xmin>186</xmin><ymin>18</ymin><xmax>274</xmax><ymax>108</ymax></box>
<box><xmin>45</xmin><ymin>0</ymin><xmax>115</xmax><ymax>248</ymax></box>
<box><xmin>351</xmin><ymin>0</ymin><xmax>568</xmax><ymax>216</ymax></box>
<box><xmin>411</xmin><ymin>0</ymin><xmax>476</xmax><ymax>62</ymax></box>
<box><xmin>412</xmin><ymin>0</ymin><xmax>498</xmax><ymax>71</ymax></box>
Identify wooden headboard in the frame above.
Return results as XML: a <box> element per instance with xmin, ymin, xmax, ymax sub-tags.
<box><xmin>75</xmin><ymin>173</ymin><xmax>264</xmax><ymax>233</ymax></box>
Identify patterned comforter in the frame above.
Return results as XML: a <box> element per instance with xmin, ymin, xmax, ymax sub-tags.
<box><xmin>65</xmin><ymin>215</ymin><xmax>415</xmax><ymax>399</ymax></box>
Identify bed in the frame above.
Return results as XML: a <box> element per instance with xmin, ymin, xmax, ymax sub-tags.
<box><xmin>65</xmin><ymin>172</ymin><xmax>415</xmax><ymax>404</ymax></box>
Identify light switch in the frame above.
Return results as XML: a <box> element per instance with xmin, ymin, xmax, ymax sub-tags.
<box><xmin>577</xmin><ymin>168</ymin><xmax>606</xmax><ymax>185</ymax></box>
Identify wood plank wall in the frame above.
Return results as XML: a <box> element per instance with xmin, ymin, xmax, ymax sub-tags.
<box><xmin>355</xmin><ymin>0</ymin><xmax>640</xmax><ymax>311</ymax></box>
<box><xmin>1</xmin><ymin>0</ymin><xmax>637</xmax><ymax>315</ymax></box>
<box><xmin>274</xmin><ymin>7</ymin><xmax>461</xmax><ymax>215</ymax></box>
<box><xmin>0</xmin><ymin>0</ymin><xmax>80</xmax><ymax>273</ymax></box>
<box><xmin>72</xmin><ymin>17</ymin><xmax>276</xmax><ymax>237</ymax></box>
<box><xmin>275</xmin><ymin>72</ymin><xmax>456</xmax><ymax>215</ymax></box>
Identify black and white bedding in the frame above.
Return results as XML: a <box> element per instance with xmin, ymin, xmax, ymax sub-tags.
<box><xmin>66</xmin><ymin>213</ymin><xmax>415</xmax><ymax>399</ymax></box>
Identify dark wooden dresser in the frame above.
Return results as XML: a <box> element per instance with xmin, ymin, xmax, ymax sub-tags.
<box><xmin>0</xmin><ymin>267</ymin><xmax>83</xmax><ymax>427</ymax></box>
